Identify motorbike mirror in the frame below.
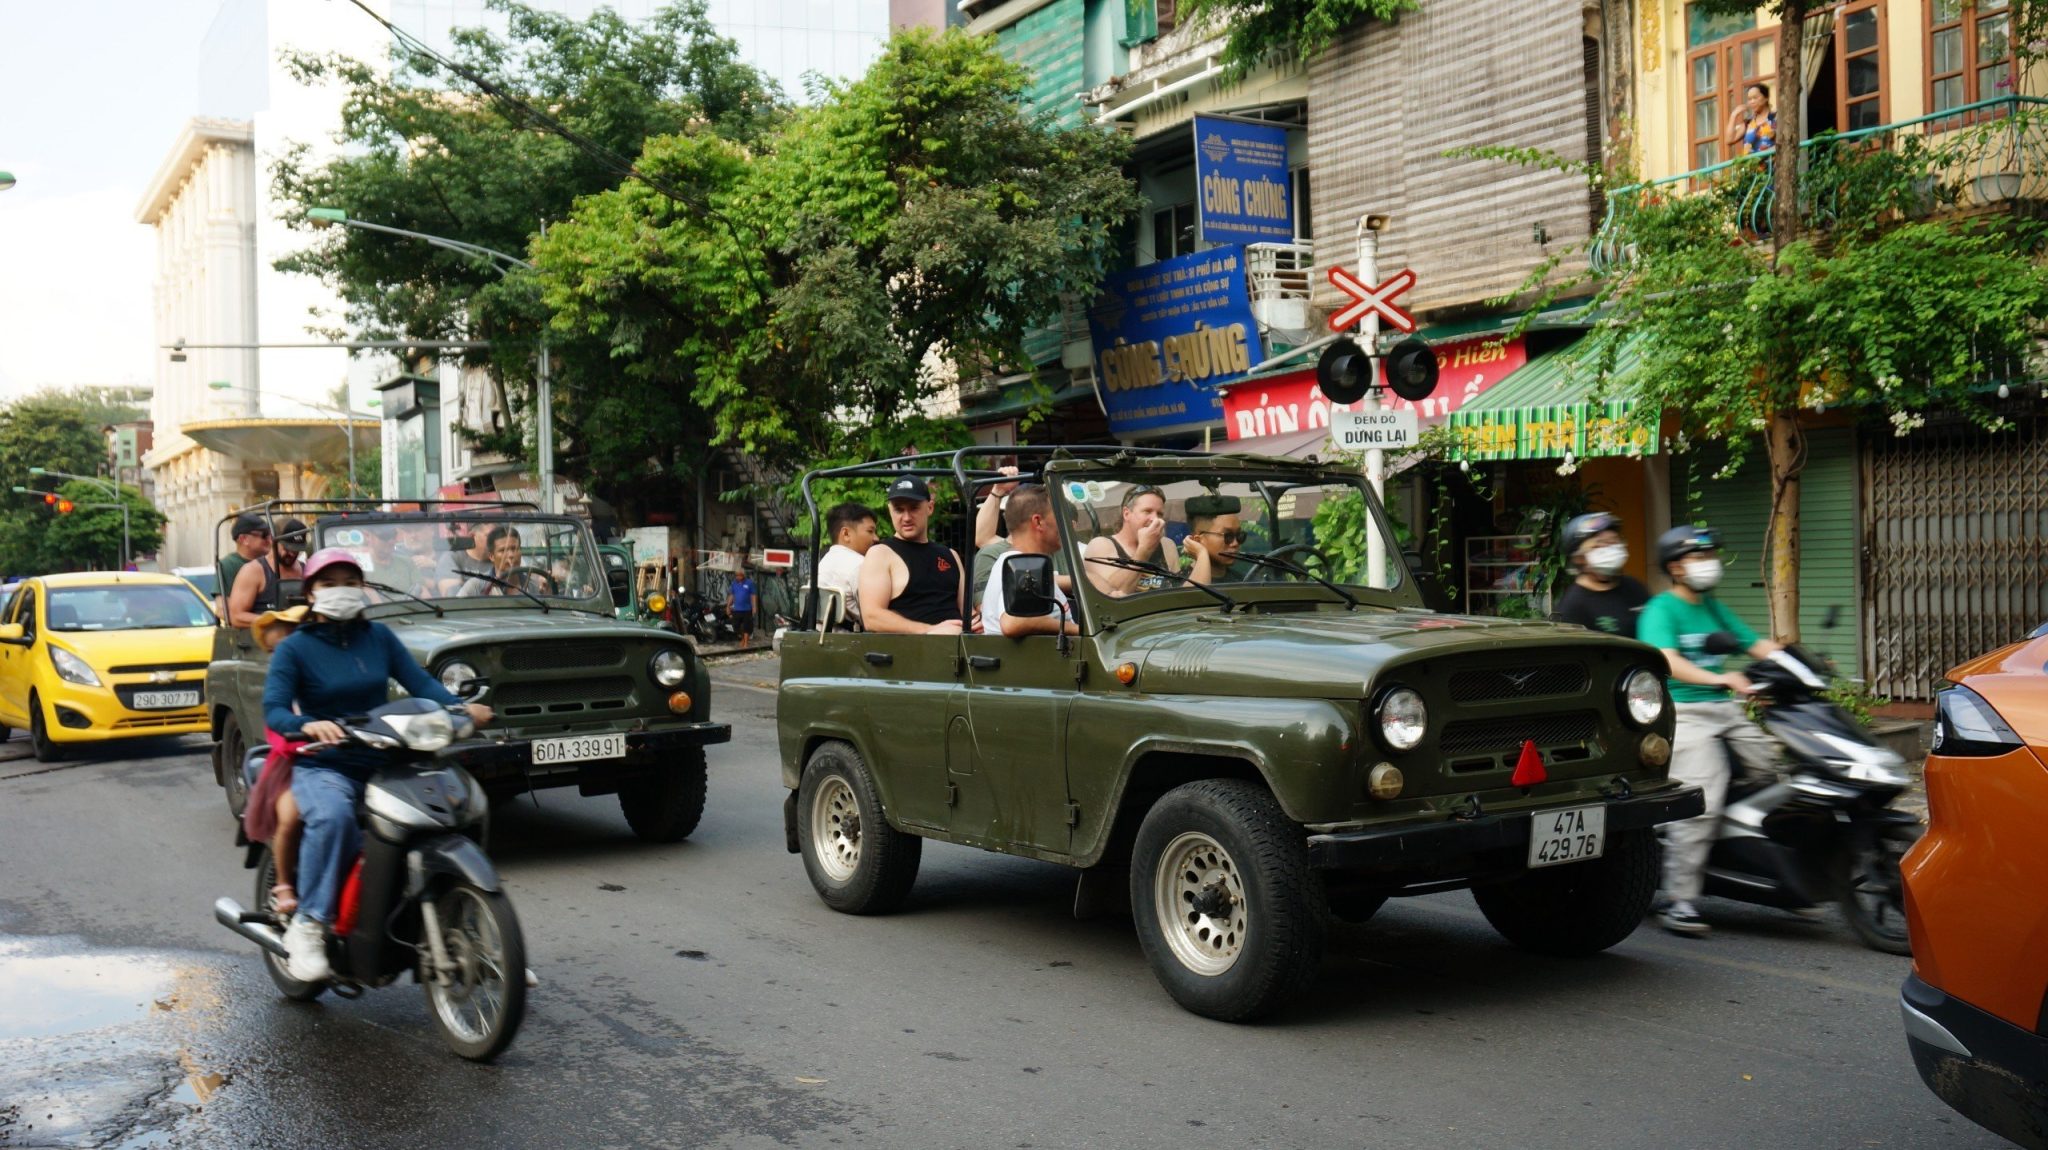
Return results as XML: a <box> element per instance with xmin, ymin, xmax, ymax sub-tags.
<box><xmin>1703</xmin><ymin>631</ymin><xmax>1745</xmax><ymax>656</ymax></box>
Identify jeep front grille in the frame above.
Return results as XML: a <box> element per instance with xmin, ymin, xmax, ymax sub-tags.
<box><xmin>1448</xmin><ymin>664</ymin><xmax>1591</xmax><ymax>704</ymax></box>
<box><xmin>1438</xmin><ymin>711</ymin><xmax>1599</xmax><ymax>758</ymax></box>
<box><xmin>495</xmin><ymin>675</ymin><xmax>635</xmax><ymax>718</ymax></box>
<box><xmin>503</xmin><ymin>643</ymin><xmax>624</xmax><ymax>671</ymax></box>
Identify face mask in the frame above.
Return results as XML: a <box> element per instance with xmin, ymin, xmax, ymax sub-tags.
<box><xmin>311</xmin><ymin>585</ymin><xmax>368</xmax><ymax>621</ymax></box>
<box><xmin>1585</xmin><ymin>545</ymin><xmax>1628</xmax><ymax>577</ymax></box>
<box><xmin>1681</xmin><ymin>558</ymin><xmax>1724</xmax><ymax>592</ymax></box>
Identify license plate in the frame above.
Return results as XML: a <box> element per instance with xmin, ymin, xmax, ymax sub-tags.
<box><xmin>132</xmin><ymin>690</ymin><xmax>200</xmax><ymax>710</ymax></box>
<box><xmin>1527</xmin><ymin>805</ymin><xmax>1606</xmax><ymax>868</ymax></box>
<box><xmin>531</xmin><ymin>733</ymin><xmax>627</xmax><ymax>765</ymax></box>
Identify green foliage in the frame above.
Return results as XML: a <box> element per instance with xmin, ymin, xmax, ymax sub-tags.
<box><xmin>40</xmin><ymin>481</ymin><xmax>165</xmax><ymax>572</ymax></box>
<box><xmin>0</xmin><ymin>393</ymin><xmax>142</xmax><ymax>574</ymax></box>
<box><xmin>1177</xmin><ymin>0</ymin><xmax>1416</xmax><ymax>78</ymax></box>
<box><xmin>1306</xmin><ymin>488</ymin><xmax>1369</xmax><ymax>582</ymax></box>
<box><xmin>1513</xmin><ymin>482</ymin><xmax>1595</xmax><ymax>606</ymax></box>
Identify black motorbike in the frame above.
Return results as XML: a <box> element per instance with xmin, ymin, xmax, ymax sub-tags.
<box><xmin>213</xmin><ymin>697</ymin><xmax>527</xmax><ymax>1061</ymax></box>
<box><xmin>679</xmin><ymin>589</ymin><xmax>737</xmax><ymax>644</ymax></box>
<box><xmin>1699</xmin><ymin>633</ymin><xmax>1922</xmax><ymax>955</ymax></box>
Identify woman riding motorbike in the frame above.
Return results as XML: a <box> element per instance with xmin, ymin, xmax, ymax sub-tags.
<box><xmin>265</xmin><ymin>548</ymin><xmax>493</xmax><ymax>982</ymax></box>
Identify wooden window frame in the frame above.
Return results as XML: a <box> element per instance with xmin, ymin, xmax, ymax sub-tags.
<box><xmin>1836</xmin><ymin>0</ymin><xmax>1888</xmax><ymax>133</ymax></box>
<box><xmin>1685</xmin><ymin>22</ymin><xmax>1778</xmax><ymax>171</ymax></box>
<box><xmin>1926</xmin><ymin>0</ymin><xmax>2016</xmax><ymax>126</ymax></box>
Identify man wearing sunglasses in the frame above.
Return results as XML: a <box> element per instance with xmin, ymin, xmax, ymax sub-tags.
<box><xmin>1182</xmin><ymin>494</ymin><xmax>1244</xmax><ymax>583</ymax></box>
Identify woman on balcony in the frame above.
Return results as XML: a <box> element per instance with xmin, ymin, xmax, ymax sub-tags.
<box><xmin>1725</xmin><ymin>82</ymin><xmax>1778</xmax><ymax>156</ymax></box>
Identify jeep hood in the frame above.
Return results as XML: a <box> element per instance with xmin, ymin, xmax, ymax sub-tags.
<box><xmin>378</xmin><ymin>609</ymin><xmax>677</xmax><ymax>661</ymax></box>
<box><xmin>1116</xmin><ymin>608</ymin><xmax>1650</xmax><ymax>698</ymax></box>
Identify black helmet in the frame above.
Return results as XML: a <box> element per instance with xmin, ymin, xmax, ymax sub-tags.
<box><xmin>1560</xmin><ymin>511</ymin><xmax>1621</xmax><ymax>557</ymax></box>
<box><xmin>1656</xmin><ymin>524</ymin><xmax>1719</xmax><ymax>569</ymax></box>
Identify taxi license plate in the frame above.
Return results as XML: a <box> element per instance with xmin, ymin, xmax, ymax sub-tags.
<box><xmin>133</xmin><ymin>690</ymin><xmax>200</xmax><ymax>710</ymax></box>
<box><xmin>532</xmin><ymin>733</ymin><xmax>627</xmax><ymax>765</ymax></box>
<box><xmin>1527</xmin><ymin>805</ymin><xmax>1606</xmax><ymax>868</ymax></box>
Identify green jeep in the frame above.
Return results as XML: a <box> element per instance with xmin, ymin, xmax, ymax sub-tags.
<box><xmin>208</xmin><ymin>501</ymin><xmax>729</xmax><ymax>841</ymax></box>
<box><xmin>778</xmin><ymin>449</ymin><xmax>1700</xmax><ymax>1020</ymax></box>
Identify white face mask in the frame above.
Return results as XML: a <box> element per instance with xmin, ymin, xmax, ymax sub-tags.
<box><xmin>1681</xmin><ymin>558</ymin><xmax>1724</xmax><ymax>592</ymax></box>
<box><xmin>1585</xmin><ymin>544</ymin><xmax>1628</xmax><ymax>577</ymax></box>
<box><xmin>311</xmin><ymin>585</ymin><xmax>368</xmax><ymax>621</ymax></box>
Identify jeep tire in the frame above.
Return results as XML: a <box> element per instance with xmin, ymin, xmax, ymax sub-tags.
<box><xmin>1130</xmin><ymin>779</ymin><xmax>1325</xmax><ymax>1022</ymax></box>
<box><xmin>797</xmin><ymin>740</ymin><xmax>920</xmax><ymax>914</ymax></box>
<box><xmin>1471</xmin><ymin>826</ymin><xmax>1658</xmax><ymax>956</ymax></box>
<box><xmin>618</xmin><ymin>748</ymin><xmax>708</xmax><ymax>843</ymax></box>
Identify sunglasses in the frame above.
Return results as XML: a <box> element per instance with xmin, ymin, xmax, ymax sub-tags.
<box><xmin>1198</xmin><ymin>529</ymin><xmax>1248</xmax><ymax>545</ymax></box>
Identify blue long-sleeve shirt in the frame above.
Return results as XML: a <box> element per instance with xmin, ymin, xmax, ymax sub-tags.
<box><xmin>264</xmin><ymin>620</ymin><xmax>459</xmax><ymax>739</ymax></box>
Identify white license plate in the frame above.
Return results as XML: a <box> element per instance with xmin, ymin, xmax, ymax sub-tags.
<box><xmin>1527</xmin><ymin>805</ymin><xmax>1607</xmax><ymax>868</ymax></box>
<box><xmin>531</xmin><ymin>733</ymin><xmax>627</xmax><ymax>765</ymax></box>
<box><xmin>132</xmin><ymin>690</ymin><xmax>200</xmax><ymax>710</ymax></box>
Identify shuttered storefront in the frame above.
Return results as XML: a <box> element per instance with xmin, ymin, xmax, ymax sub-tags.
<box><xmin>1862</xmin><ymin>413</ymin><xmax>2048</xmax><ymax>700</ymax></box>
<box><xmin>1673</xmin><ymin>428</ymin><xmax>1862</xmax><ymax>679</ymax></box>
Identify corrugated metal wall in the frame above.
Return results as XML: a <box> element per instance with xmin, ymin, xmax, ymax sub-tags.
<box><xmin>1306</xmin><ymin>0</ymin><xmax>1597</xmax><ymax>315</ymax></box>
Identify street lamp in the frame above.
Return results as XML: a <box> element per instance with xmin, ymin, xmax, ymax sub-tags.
<box><xmin>206</xmin><ymin>381</ymin><xmax>381</xmax><ymax>497</ymax></box>
<box><xmin>306</xmin><ymin>207</ymin><xmax>555</xmax><ymax>513</ymax></box>
<box><xmin>24</xmin><ymin>470</ymin><xmax>130</xmax><ymax>568</ymax></box>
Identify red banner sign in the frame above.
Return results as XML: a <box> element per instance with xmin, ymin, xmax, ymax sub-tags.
<box><xmin>1221</xmin><ymin>335</ymin><xmax>1527</xmax><ymax>441</ymax></box>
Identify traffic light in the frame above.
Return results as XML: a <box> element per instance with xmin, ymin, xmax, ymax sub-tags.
<box><xmin>55</xmin><ymin>500</ymin><xmax>73</xmax><ymax>515</ymax></box>
<box><xmin>41</xmin><ymin>494</ymin><xmax>53</xmax><ymax>506</ymax></box>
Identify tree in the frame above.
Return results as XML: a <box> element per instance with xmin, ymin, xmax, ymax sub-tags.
<box><xmin>1176</xmin><ymin>0</ymin><xmax>1416</xmax><ymax>79</ymax></box>
<box><xmin>41</xmin><ymin>481</ymin><xmax>164</xmax><ymax>572</ymax></box>
<box><xmin>531</xmin><ymin>28</ymin><xmax>1138</xmax><ymax>477</ymax></box>
<box><xmin>270</xmin><ymin>0</ymin><xmax>782</xmax><ymax>514</ymax></box>
<box><xmin>0</xmin><ymin>392</ymin><xmax>156</xmax><ymax>573</ymax></box>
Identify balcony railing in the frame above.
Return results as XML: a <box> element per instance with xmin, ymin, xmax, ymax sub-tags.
<box><xmin>1591</xmin><ymin>96</ymin><xmax>2048</xmax><ymax>273</ymax></box>
<box><xmin>1246</xmin><ymin>241</ymin><xmax>1315</xmax><ymax>333</ymax></box>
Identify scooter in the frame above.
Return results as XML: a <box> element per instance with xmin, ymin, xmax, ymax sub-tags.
<box><xmin>213</xmin><ymin>697</ymin><xmax>528</xmax><ymax>1061</ymax></box>
<box><xmin>1699</xmin><ymin>633</ymin><xmax>1922</xmax><ymax>955</ymax></box>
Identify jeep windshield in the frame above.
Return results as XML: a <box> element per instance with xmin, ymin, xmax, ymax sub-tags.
<box><xmin>313</xmin><ymin>512</ymin><xmax>613</xmax><ymax>612</ymax></box>
<box><xmin>1057</xmin><ymin>471</ymin><xmax>1407</xmax><ymax>605</ymax></box>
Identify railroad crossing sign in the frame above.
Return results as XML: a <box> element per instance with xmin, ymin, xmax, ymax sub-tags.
<box><xmin>1327</xmin><ymin>265</ymin><xmax>1417</xmax><ymax>334</ymax></box>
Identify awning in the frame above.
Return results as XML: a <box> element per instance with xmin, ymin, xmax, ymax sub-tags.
<box><xmin>1442</xmin><ymin>338</ymin><xmax>1652</xmax><ymax>461</ymax></box>
<box><xmin>180</xmin><ymin>418</ymin><xmax>380</xmax><ymax>468</ymax></box>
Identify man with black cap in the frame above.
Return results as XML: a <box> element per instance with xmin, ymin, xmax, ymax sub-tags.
<box><xmin>859</xmin><ymin>475</ymin><xmax>969</xmax><ymax>635</ymax></box>
<box><xmin>1182</xmin><ymin>493</ymin><xmax>1243</xmax><ymax>584</ymax></box>
<box><xmin>217</xmin><ymin>513</ymin><xmax>272</xmax><ymax>615</ymax></box>
<box><xmin>228</xmin><ymin>517</ymin><xmax>308</xmax><ymax>627</ymax></box>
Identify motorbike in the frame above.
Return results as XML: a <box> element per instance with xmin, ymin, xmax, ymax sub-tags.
<box><xmin>1698</xmin><ymin>632</ymin><xmax>1922</xmax><ymax>955</ymax></box>
<box><xmin>679</xmin><ymin>589</ymin><xmax>737</xmax><ymax>645</ymax></box>
<box><xmin>213</xmin><ymin>697</ymin><xmax>528</xmax><ymax>1061</ymax></box>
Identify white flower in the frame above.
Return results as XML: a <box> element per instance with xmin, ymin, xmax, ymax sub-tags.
<box><xmin>1555</xmin><ymin>459</ymin><xmax>1580</xmax><ymax>476</ymax></box>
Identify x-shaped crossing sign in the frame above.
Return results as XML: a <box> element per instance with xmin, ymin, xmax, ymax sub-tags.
<box><xmin>1327</xmin><ymin>264</ymin><xmax>1418</xmax><ymax>334</ymax></box>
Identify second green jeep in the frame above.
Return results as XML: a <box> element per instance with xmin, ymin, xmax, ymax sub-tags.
<box><xmin>778</xmin><ymin>449</ymin><xmax>1699</xmax><ymax>1020</ymax></box>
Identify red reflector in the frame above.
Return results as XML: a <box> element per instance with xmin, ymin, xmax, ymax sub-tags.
<box><xmin>1511</xmin><ymin>740</ymin><xmax>1548</xmax><ymax>787</ymax></box>
<box><xmin>334</xmin><ymin>855</ymin><xmax>366</xmax><ymax>937</ymax></box>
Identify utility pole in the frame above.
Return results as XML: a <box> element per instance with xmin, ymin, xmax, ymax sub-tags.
<box><xmin>1357</xmin><ymin>214</ymin><xmax>1387</xmax><ymax>590</ymax></box>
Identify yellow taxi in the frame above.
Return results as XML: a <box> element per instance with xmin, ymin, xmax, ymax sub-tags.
<box><xmin>0</xmin><ymin>572</ymin><xmax>217</xmax><ymax>761</ymax></box>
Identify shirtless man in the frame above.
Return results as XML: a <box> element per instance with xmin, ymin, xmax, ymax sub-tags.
<box><xmin>858</xmin><ymin>475</ymin><xmax>968</xmax><ymax>635</ymax></box>
<box><xmin>1082</xmin><ymin>485</ymin><xmax>1205</xmax><ymax>596</ymax></box>
<box><xmin>227</xmin><ymin>518</ymin><xmax>307</xmax><ymax>627</ymax></box>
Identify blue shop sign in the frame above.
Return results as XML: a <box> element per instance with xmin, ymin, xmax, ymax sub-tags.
<box><xmin>1192</xmin><ymin>114</ymin><xmax>1293</xmax><ymax>245</ymax></box>
<box><xmin>1090</xmin><ymin>245</ymin><xmax>1265</xmax><ymax>437</ymax></box>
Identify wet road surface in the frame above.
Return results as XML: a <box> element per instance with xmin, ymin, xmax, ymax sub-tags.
<box><xmin>0</xmin><ymin>660</ymin><xmax>2002</xmax><ymax>1149</ymax></box>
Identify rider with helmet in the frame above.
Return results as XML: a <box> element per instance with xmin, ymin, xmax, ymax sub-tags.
<box><xmin>1637</xmin><ymin>524</ymin><xmax>1783</xmax><ymax>937</ymax></box>
<box><xmin>265</xmin><ymin>548</ymin><xmax>493</xmax><ymax>982</ymax></box>
<box><xmin>1551</xmin><ymin>511</ymin><xmax>1649</xmax><ymax>637</ymax></box>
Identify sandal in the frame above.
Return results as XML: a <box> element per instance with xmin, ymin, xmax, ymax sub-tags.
<box><xmin>271</xmin><ymin>883</ymin><xmax>299</xmax><ymax>915</ymax></box>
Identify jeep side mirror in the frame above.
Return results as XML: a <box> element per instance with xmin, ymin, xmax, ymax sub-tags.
<box><xmin>1001</xmin><ymin>554</ymin><xmax>1058</xmax><ymax>618</ymax></box>
<box><xmin>1703</xmin><ymin>631</ymin><xmax>1744</xmax><ymax>656</ymax></box>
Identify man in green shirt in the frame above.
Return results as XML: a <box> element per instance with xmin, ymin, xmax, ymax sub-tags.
<box><xmin>1637</xmin><ymin>524</ymin><xmax>1782</xmax><ymax>938</ymax></box>
<box><xmin>216</xmin><ymin>513</ymin><xmax>271</xmax><ymax>616</ymax></box>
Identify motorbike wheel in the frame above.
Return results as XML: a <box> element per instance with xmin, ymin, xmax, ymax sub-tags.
<box><xmin>423</xmin><ymin>883</ymin><xmax>527</xmax><ymax>1062</ymax></box>
<box><xmin>254</xmin><ymin>849</ymin><xmax>326</xmax><ymax>1002</ymax></box>
<box><xmin>1835</xmin><ymin>823</ymin><xmax>1919</xmax><ymax>956</ymax></box>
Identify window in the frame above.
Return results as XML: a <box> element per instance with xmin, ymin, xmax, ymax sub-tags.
<box><xmin>1929</xmin><ymin>0</ymin><xmax>2014</xmax><ymax>119</ymax></box>
<box><xmin>1686</xmin><ymin>22</ymin><xmax>1776</xmax><ymax>169</ymax></box>
<box><xmin>1291</xmin><ymin>168</ymin><xmax>1313</xmax><ymax>241</ymax></box>
<box><xmin>1151</xmin><ymin>202</ymin><xmax>1197</xmax><ymax>261</ymax></box>
<box><xmin>1837</xmin><ymin>1</ymin><xmax>1886</xmax><ymax>131</ymax></box>
<box><xmin>16</xmin><ymin>587</ymin><xmax>36</xmax><ymax>643</ymax></box>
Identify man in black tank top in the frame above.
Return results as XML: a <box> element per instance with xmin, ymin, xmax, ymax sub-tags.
<box><xmin>859</xmin><ymin>475</ymin><xmax>968</xmax><ymax>634</ymax></box>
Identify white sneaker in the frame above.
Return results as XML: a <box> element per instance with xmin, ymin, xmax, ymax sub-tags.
<box><xmin>283</xmin><ymin>915</ymin><xmax>332</xmax><ymax>982</ymax></box>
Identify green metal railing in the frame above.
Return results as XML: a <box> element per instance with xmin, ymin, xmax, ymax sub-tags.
<box><xmin>1591</xmin><ymin>96</ymin><xmax>2048</xmax><ymax>272</ymax></box>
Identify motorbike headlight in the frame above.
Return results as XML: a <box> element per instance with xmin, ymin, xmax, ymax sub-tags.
<box><xmin>438</xmin><ymin>660</ymin><xmax>480</xmax><ymax>696</ymax></box>
<box><xmin>1932</xmin><ymin>685</ymin><xmax>2024</xmax><ymax>757</ymax></box>
<box><xmin>650</xmin><ymin>648</ymin><xmax>690</xmax><ymax>688</ymax></box>
<box><xmin>1620</xmin><ymin>668</ymin><xmax>1667</xmax><ymax>727</ymax></box>
<box><xmin>50</xmin><ymin>647</ymin><xmax>99</xmax><ymax>687</ymax></box>
<box><xmin>1375</xmin><ymin>687</ymin><xmax>1427</xmax><ymax>752</ymax></box>
<box><xmin>383</xmin><ymin>709</ymin><xmax>454</xmax><ymax>752</ymax></box>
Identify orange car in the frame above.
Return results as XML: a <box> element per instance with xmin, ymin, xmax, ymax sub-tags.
<box><xmin>1900</xmin><ymin>635</ymin><xmax>2048</xmax><ymax>1149</ymax></box>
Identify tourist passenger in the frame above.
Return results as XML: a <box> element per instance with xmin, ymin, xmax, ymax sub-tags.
<box><xmin>980</xmin><ymin>485</ymin><xmax>1076</xmax><ymax>638</ymax></box>
<box><xmin>858</xmin><ymin>475</ymin><xmax>968</xmax><ymax>635</ymax></box>
<box><xmin>816</xmin><ymin>502</ymin><xmax>878</xmax><ymax>628</ymax></box>
<box><xmin>228</xmin><ymin>518</ymin><xmax>307</xmax><ymax>627</ymax></box>
<box><xmin>1082</xmin><ymin>485</ymin><xmax>1184</xmax><ymax>597</ymax></box>
<box><xmin>1182</xmin><ymin>494</ymin><xmax>1244</xmax><ymax>584</ymax></box>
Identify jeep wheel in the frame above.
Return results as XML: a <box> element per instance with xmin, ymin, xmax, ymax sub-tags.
<box><xmin>797</xmin><ymin>741</ymin><xmax>920</xmax><ymax>914</ymax></box>
<box><xmin>618</xmin><ymin>748</ymin><xmax>708</xmax><ymax>843</ymax></box>
<box><xmin>1472</xmin><ymin>827</ymin><xmax>1658</xmax><ymax>956</ymax></box>
<box><xmin>1129</xmin><ymin>780</ymin><xmax>1324</xmax><ymax>1022</ymax></box>
<box><xmin>220</xmin><ymin>720</ymin><xmax>250</xmax><ymax>821</ymax></box>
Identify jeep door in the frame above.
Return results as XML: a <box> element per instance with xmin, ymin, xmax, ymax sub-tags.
<box><xmin>842</xmin><ymin>632</ymin><xmax>965</xmax><ymax>832</ymax></box>
<box><xmin>958</xmin><ymin>632</ymin><xmax>1075</xmax><ymax>856</ymax></box>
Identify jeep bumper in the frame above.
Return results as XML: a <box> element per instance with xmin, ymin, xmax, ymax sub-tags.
<box><xmin>1305</xmin><ymin>785</ymin><xmax>1704</xmax><ymax>870</ymax></box>
<box><xmin>449</xmin><ymin>721</ymin><xmax>733</xmax><ymax>791</ymax></box>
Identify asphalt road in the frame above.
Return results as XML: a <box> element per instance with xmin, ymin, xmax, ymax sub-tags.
<box><xmin>0</xmin><ymin>657</ymin><xmax>2001</xmax><ymax>1150</ymax></box>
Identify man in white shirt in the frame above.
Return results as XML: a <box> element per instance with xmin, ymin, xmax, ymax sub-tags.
<box><xmin>980</xmin><ymin>485</ymin><xmax>1078</xmax><ymax>638</ymax></box>
<box><xmin>815</xmin><ymin>502</ymin><xmax>878</xmax><ymax>628</ymax></box>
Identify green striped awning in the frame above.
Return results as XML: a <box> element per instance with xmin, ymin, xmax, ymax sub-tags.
<box><xmin>1444</xmin><ymin>338</ymin><xmax>1651</xmax><ymax>461</ymax></box>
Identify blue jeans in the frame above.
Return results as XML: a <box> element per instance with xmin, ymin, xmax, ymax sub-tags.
<box><xmin>291</xmin><ymin>765</ymin><xmax>365</xmax><ymax>924</ymax></box>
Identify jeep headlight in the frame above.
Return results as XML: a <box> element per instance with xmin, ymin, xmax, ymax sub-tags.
<box><xmin>50</xmin><ymin>647</ymin><xmax>100</xmax><ymax>687</ymax></box>
<box><xmin>1620</xmin><ymin>668</ymin><xmax>1667</xmax><ymax>727</ymax></box>
<box><xmin>1376</xmin><ymin>687</ymin><xmax>1427</xmax><ymax>752</ymax></box>
<box><xmin>438</xmin><ymin>660</ymin><xmax>480</xmax><ymax>696</ymax></box>
<box><xmin>650</xmin><ymin>648</ymin><xmax>690</xmax><ymax>688</ymax></box>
